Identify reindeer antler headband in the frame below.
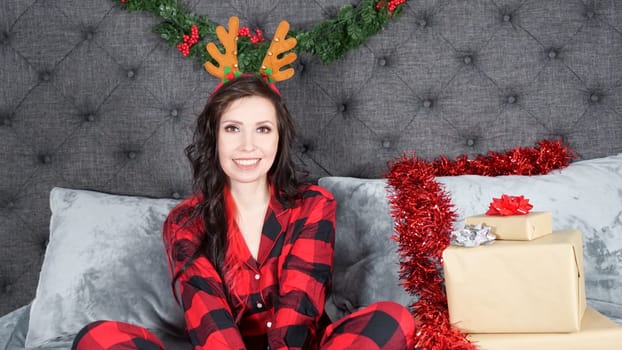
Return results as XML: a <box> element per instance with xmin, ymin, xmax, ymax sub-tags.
<box><xmin>204</xmin><ymin>16</ymin><xmax>297</xmax><ymax>85</ymax></box>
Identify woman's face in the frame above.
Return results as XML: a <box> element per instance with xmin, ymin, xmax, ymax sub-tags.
<box><xmin>217</xmin><ymin>95</ymin><xmax>279</xmax><ymax>188</ymax></box>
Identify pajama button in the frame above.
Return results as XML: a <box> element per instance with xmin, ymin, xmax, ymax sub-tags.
<box><xmin>256</xmin><ymin>302</ymin><xmax>263</xmax><ymax>309</ymax></box>
<box><xmin>254</xmin><ymin>273</ymin><xmax>261</xmax><ymax>280</ymax></box>
<box><xmin>266</xmin><ymin>321</ymin><xmax>272</xmax><ymax>328</ymax></box>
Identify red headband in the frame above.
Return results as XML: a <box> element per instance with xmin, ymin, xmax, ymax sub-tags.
<box><xmin>210</xmin><ymin>73</ymin><xmax>282</xmax><ymax>96</ymax></box>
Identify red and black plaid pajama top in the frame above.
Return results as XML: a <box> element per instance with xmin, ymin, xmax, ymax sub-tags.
<box><xmin>72</xmin><ymin>185</ymin><xmax>416</xmax><ymax>350</ymax></box>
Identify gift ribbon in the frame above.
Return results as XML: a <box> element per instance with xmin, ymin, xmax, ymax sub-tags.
<box><xmin>486</xmin><ymin>194</ymin><xmax>533</xmax><ymax>216</ymax></box>
<box><xmin>450</xmin><ymin>224</ymin><xmax>496</xmax><ymax>247</ymax></box>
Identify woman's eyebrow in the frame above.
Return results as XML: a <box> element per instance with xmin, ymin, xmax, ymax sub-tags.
<box><xmin>255</xmin><ymin>120</ymin><xmax>275</xmax><ymax>125</ymax></box>
<box><xmin>221</xmin><ymin>119</ymin><xmax>275</xmax><ymax>125</ymax></box>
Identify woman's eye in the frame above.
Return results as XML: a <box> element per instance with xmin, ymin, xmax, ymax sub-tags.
<box><xmin>224</xmin><ymin>125</ymin><xmax>239</xmax><ymax>132</ymax></box>
<box><xmin>257</xmin><ymin>126</ymin><xmax>271</xmax><ymax>133</ymax></box>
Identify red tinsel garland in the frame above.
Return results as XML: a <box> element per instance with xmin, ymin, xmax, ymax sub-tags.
<box><xmin>385</xmin><ymin>139</ymin><xmax>574</xmax><ymax>349</ymax></box>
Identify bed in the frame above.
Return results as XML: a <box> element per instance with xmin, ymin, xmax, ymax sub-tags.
<box><xmin>1</xmin><ymin>0</ymin><xmax>621</xmax><ymax>349</ymax></box>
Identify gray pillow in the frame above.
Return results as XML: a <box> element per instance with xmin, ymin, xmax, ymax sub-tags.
<box><xmin>0</xmin><ymin>304</ymin><xmax>29</xmax><ymax>350</ymax></box>
<box><xmin>318</xmin><ymin>178</ymin><xmax>416</xmax><ymax>321</ymax></box>
<box><xmin>319</xmin><ymin>153</ymin><xmax>622</xmax><ymax>324</ymax></box>
<box><xmin>26</xmin><ymin>188</ymin><xmax>185</xmax><ymax>348</ymax></box>
<box><xmin>436</xmin><ymin>153</ymin><xmax>622</xmax><ymax>322</ymax></box>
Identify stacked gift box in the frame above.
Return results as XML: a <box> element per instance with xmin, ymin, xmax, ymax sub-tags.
<box><xmin>442</xmin><ymin>195</ymin><xmax>622</xmax><ymax>349</ymax></box>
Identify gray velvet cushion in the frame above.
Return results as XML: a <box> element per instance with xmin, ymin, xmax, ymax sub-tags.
<box><xmin>0</xmin><ymin>305</ymin><xmax>28</xmax><ymax>350</ymax></box>
<box><xmin>25</xmin><ymin>188</ymin><xmax>185</xmax><ymax>348</ymax></box>
<box><xmin>318</xmin><ymin>178</ymin><xmax>415</xmax><ymax>321</ymax></box>
<box><xmin>319</xmin><ymin>153</ymin><xmax>622</xmax><ymax>323</ymax></box>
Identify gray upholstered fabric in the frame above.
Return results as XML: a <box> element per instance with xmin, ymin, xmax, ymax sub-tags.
<box><xmin>318</xmin><ymin>177</ymin><xmax>416</xmax><ymax>321</ymax></box>
<box><xmin>319</xmin><ymin>153</ymin><xmax>622</xmax><ymax>324</ymax></box>
<box><xmin>25</xmin><ymin>188</ymin><xmax>184</xmax><ymax>348</ymax></box>
<box><xmin>1</xmin><ymin>0</ymin><xmax>622</xmax><ymax>325</ymax></box>
<box><xmin>0</xmin><ymin>305</ymin><xmax>28</xmax><ymax>350</ymax></box>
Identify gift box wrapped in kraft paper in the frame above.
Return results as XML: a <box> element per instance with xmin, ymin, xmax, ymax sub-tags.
<box><xmin>469</xmin><ymin>307</ymin><xmax>622</xmax><ymax>350</ymax></box>
<box><xmin>465</xmin><ymin>211</ymin><xmax>552</xmax><ymax>240</ymax></box>
<box><xmin>443</xmin><ymin>229</ymin><xmax>586</xmax><ymax>333</ymax></box>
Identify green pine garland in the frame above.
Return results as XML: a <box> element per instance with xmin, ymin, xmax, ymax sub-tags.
<box><xmin>114</xmin><ymin>0</ymin><xmax>408</xmax><ymax>73</ymax></box>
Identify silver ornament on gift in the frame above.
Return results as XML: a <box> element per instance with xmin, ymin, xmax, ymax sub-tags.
<box><xmin>450</xmin><ymin>223</ymin><xmax>496</xmax><ymax>247</ymax></box>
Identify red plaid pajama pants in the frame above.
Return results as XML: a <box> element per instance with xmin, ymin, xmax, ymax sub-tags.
<box><xmin>72</xmin><ymin>301</ymin><xmax>416</xmax><ymax>350</ymax></box>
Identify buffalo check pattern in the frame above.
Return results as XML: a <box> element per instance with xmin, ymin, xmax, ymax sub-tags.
<box><xmin>72</xmin><ymin>185</ymin><xmax>416</xmax><ymax>350</ymax></box>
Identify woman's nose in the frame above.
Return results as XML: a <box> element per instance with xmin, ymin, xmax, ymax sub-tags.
<box><xmin>240</xmin><ymin>130</ymin><xmax>256</xmax><ymax>150</ymax></box>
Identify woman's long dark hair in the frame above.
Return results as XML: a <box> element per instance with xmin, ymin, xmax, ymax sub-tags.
<box><xmin>172</xmin><ymin>75</ymin><xmax>300</xmax><ymax>300</ymax></box>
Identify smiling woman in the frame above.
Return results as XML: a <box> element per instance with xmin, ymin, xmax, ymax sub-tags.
<box><xmin>71</xmin><ymin>75</ymin><xmax>417</xmax><ymax>350</ymax></box>
<box><xmin>3</xmin><ymin>0</ymin><xmax>622</xmax><ymax>349</ymax></box>
<box><xmin>216</xmin><ymin>86</ymin><xmax>282</xmax><ymax>263</ymax></box>
<box><xmin>218</xmin><ymin>96</ymin><xmax>279</xmax><ymax>189</ymax></box>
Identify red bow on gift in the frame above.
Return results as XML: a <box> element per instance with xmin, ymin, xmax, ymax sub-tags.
<box><xmin>486</xmin><ymin>194</ymin><xmax>533</xmax><ymax>216</ymax></box>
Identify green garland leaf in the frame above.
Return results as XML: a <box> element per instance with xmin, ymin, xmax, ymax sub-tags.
<box><xmin>113</xmin><ymin>0</ymin><xmax>408</xmax><ymax>72</ymax></box>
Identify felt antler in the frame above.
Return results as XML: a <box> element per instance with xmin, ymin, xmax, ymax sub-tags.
<box><xmin>204</xmin><ymin>16</ymin><xmax>240</xmax><ymax>80</ymax></box>
<box><xmin>260</xmin><ymin>20</ymin><xmax>297</xmax><ymax>82</ymax></box>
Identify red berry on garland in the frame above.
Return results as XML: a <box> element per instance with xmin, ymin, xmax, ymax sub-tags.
<box><xmin>249</xmin><ymin>28</ymin><xmax>265</xmax><ymax>44</ymax></box>
<box><xmin>177</xmin><ymin>24</ymin><xmax>201</xmax><ymax>57</ymax></box>
<box><xmin>238</xmin><ymin>26</ymin><xmax>251</xmax><ymax>37</ymax></box>
<box><xmin>385</xmin><ymin>0</ymin><xmax>407</xmax><ymax>14</ymax></box>
<box><xmin>176</xmin><ymin>43</ymin><xmax>190</xmax><ymax>56</ymax></box>
<box><xmin>254</xmin><ymin>28</ymin><xmax>264</xmax><ymax>42</ymax></box>
<box><xmin>190</xmin><ymin>25</ymin><xmax>199</xmax><ymax>43</ymax></box>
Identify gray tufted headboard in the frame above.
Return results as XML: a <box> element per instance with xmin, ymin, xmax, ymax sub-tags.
<box><xmin>1</xmin><ymin>0</ymin><xmax>621</xmax><ymax>317</ymax></box>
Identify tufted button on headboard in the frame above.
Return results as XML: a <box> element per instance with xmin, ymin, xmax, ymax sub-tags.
<box><xmin>1</xmin><ymin>0</ymin><xmax>621</xmax><ymax>316</ymax></box>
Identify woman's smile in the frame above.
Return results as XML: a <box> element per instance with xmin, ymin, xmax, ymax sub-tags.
<box><xmin>233</xmin><ymin>158</ymin><xmax>261</xmax><ymax>169</ymax></box>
